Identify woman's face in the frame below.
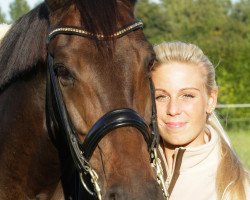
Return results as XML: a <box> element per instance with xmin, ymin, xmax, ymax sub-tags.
<box><xmin>152</xmin><ymin>62</ymin><xmax>217</xmax><ymax>148</ymax></box>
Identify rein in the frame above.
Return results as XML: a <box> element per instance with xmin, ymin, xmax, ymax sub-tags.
<box><xmin>46</xmin><ymin>19</ymin><xmax>167</xmax><ymax>199</ymax></box>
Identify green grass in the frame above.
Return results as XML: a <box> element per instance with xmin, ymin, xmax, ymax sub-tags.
<box><xmin>228</xmin><ymin>129</ymin><xmax>250</xmax><ymax>170</ymax></box>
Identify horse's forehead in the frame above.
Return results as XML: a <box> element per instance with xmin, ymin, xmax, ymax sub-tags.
<box><xmin>58</xmin><ymin>4</ymin><xmax>82</xmax><ymax>26</ymax></box>
<box><xmin>50</xmin><ymin>36</ymin><xmax>145</xmax><ymax>73</ymax></box>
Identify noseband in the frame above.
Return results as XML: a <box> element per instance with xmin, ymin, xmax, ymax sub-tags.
<box><xmin>46</xmin><ymin>19</ymin><xmax>167</xmax><ymax>199</ymax></box>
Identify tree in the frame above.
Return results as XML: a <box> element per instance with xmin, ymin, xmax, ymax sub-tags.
<box><xmin>135</xmin><ymin>0</ymin><xmax>168</xmax><ymax>44</ymax></box>
<box><xmin>0</xmin><ymin>7</ymin><xmax>6</xmax><ymax>23</ymax></box>
<box><xmin>218</xmin><ymin>0</ymin><xmax>250</xmax><ymax>128</ymax></box>
<box><xmin>9</xmin><ymin>0</ymin><xmax>30</xmax><ymax>22</ymax></box>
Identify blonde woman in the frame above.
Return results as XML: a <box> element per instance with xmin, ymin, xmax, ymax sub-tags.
<box><xmin>152</xmin><ymin>41</ymin><xmax>250</xmax><ymax>200</ymax></box>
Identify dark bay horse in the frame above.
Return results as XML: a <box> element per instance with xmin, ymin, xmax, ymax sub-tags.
<box><xmin>0</xmin><ymin>0</ymin><xmax>166</xmax><ymax>199</ymax></box>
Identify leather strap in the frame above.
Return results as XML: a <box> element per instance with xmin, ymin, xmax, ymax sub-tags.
<box><xmin>81</xmin><ymin>108</ymin><xmax>151</xmax><ymax>160</ymax></box>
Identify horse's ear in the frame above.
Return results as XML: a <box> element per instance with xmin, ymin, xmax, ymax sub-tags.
<box><xmin>45</xmin><ymin>0</ymin><xmax>70</xmax><ymax>11</ymax></box>
<box><xmin>125</xmin><ymin>0</ymin><xmax>137</xmax><ymax>11</ymax></box>
<box><xmin>129</xmin><ymin>0</ymin><xmax>137</xmax><ymax>4</ymax></box>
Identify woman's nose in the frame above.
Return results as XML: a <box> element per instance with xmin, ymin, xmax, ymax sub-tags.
<box><xmin>166</xmin><ymin>100</ymin><xmax>181</xmax><ymax>116</ymax></box>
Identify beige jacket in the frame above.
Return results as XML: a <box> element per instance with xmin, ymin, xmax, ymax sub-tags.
<box><xmin>158</xmin><ymin>125</ymin><xmax>250</xmax><ymax>200</ymax></box>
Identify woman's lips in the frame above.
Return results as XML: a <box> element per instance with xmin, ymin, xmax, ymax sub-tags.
<box><xmin>165</xmin><ymin>122</ymin><xmax>187</xmax><ymax>128</ymax></box>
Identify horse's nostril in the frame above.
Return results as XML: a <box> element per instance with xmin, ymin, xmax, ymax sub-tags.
<box><xmin>104</xmin><ymin>180</ymin><xmax>165</xmax><ymax>200</ymax></box>
<box><xmin>109</xmin><ymin>193</ymin><xmax>117</xmax><ymax>200</ymax></box>
<box><xmin>105</xmin><ymin>185</ymin><xmax>125</xmax><ymax>200</ymax></box>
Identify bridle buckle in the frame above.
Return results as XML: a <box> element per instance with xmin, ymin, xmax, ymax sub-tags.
<box><xmin>151</xmin><ymin>148</ymin><xmax>169</xmax><ymax>198</ymax></box>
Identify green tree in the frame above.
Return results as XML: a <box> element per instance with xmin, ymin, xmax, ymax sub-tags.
<box><xmin>0</xmin><ymin>7</ymin><xmax>6</xmax><ymax>23</ymax></box>
<box><xmin>218</xmin><ymin>0</ymin><xmax>250</xmax><ymax>128</ymax></box>
<box><xmin>135</xmin><ymin>0</ymin><xmax>168</xmax><ymax>44</ymax></box>
<box><xmin>9</xmin><ymin>0</ymin><xmax>30</xmax><ymax>22</ymax></box>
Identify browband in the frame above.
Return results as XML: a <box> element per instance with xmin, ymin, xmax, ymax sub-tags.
<box><xmin>48</xmin><ymin>19</ymin><xmax>143</xmax><ymax>41</ymax></box>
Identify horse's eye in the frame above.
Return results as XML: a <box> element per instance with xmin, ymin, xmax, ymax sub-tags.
<box><xmin>54</xmin><ymin>65</ymin><xmax>75</xmax><ymax>86</ymax></box>
<box><xmin>148</xmin><ymin>59</ymin><xmax>155</xmax><ymax>70</ymax></box>
<box><xmin>148</xmin><ymin>55</ymin><xmax>156</xmax><ymax>72</ymax></box>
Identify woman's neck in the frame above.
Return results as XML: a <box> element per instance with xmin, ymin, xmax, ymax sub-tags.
<box><xmin>161</xmin><ymin>141</ymin><xmax>177</xmax><ymax>173</ymax></box>
<box><xmin>162</xmin><ymin>130</ymin><xmax>210</xmax><ymax>172</ymax></box>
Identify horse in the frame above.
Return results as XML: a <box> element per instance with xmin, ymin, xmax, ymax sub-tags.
<box><xmin>0</xmin><ymin>0</ymin><xmax>166</xmax><ymax>199</ymax></box>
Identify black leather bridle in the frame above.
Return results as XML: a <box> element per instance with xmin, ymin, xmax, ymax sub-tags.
<box><xmin>46</xmin><ymin>19</ymin><xmax>166</xmax><ymax>200</ymax></box>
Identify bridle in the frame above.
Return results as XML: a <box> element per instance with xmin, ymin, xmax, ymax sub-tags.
<box><xmin>46</xmin><ymin>18</ymin><xmax>168</xmax><ymax>200</ymax></box>
<box><xmin>46</xmin><ymin>19</ymin><xmax>167</xmax><ymax>199</ymax></box>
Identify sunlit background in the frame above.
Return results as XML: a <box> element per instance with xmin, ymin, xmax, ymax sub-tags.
<box><xmin>0</xmin><ymin>0</ymin><xmax>249</xmax><ymax>169</ymax></box>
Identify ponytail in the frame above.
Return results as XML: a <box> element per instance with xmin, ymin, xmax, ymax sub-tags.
<box><xmin>208</xmin><ymin>112</ymin><xmax>248</xmax><ymax>200</ymax></box>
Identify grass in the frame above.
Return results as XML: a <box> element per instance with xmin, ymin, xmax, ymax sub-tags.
<box><xmin>227</xmin><ymin>129</ymin><xmax>250</xmax><ymax>170</ymax></box>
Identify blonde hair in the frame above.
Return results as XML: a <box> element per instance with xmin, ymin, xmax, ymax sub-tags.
<box><xmin>153</xmin><ymin>41</ymin><xmax>249</xmax><ymax>200</ymax></box>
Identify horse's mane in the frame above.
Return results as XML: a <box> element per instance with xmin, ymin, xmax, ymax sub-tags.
<box><xmin>0</xmin><ymin>0</ymin><xmax>121</xmax><ymax>92</ymax></box>
<box><xmin>73</xmin><ymin>0</ymin><xmax>119</xmax><ymax>36</ymax></box>
<box><xmin>0</xmin><ymin>3</ymin><xmax>49</xmax><ymax>92</ymax></box>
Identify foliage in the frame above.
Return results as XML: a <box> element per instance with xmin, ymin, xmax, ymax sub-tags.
<box><xmin>9</xmin><ymin>0</ymin><xmax>30</xmax><ymax>22</ymax></box>
<box><xmin>135</xmin><ymin>0</ymin><xmax>168</xmax><ymax>44</ymax></box>
<box><xmin>228</xmin><ymin>129</ymin><xmax>250</xmax><ymax>170</ymax></box>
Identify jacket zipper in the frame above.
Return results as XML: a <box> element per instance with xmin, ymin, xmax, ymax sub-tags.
<box><xmin>159</xmin><ymin>147</ymin><xmax>185</xmax><ymax>199</ymax></box>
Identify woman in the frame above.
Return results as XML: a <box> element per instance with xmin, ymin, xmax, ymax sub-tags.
<box><xmin>152</xmin><ymin>41</ymin><xmax>250</xmax><ymax>200</ymax></box>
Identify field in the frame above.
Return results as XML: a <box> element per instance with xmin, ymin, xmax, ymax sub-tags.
<box><xmin>228</xmin><ymin>129</ymin><xmax>250</xmax><ymax>170</ymax></box>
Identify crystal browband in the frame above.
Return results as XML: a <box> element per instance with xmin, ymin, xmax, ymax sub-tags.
<box><xmin>48</xmin><ymin>19</ymin><xmax>143</xmax><ymax>41</ymax></box>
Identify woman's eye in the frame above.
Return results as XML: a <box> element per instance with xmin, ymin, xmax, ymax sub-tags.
<box><xmin>156</xmin><ymin>95</ymin><xmax>169</xmax><ymax>102</ymax></box>
<box><xmin>182</xmin><ymin>94</ymin><xmax>195</xmax><ymax>98</ymax></box>
<box><xmin>148</xmin><ymin>58</ymin><xmax>156</xmax><ymax>71</ymax></box>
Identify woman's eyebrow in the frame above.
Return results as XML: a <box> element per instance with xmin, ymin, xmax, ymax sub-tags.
<box><xmin>180</xmin><ymin>87</ymin><xmax>200</xmax><ymax>91</ymax></box>
<box><xmin>155</xmin><ymin>88</ymin><xmax>168</xmax><ymax>93</ymax></box>
<box><xmin>155</xmin><ymin>88</ymin><xmax>200</xmax><ymax>92</ymax></box>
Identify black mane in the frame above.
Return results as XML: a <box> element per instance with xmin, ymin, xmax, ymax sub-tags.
<box><xmin>73</xmin><ymin>0</ymin><xmax>121</xmax><ymax>58</ymax></box>
<box><xmin>73</xmin><ymin>0</ymin><xmax>119</xmax><ymax>36</ymax></box>
<box><xmin>0</xmin><ymin>3</ymin><xmax>49</xmax><ymax>92</ymax></box>
<box><xmin>0</xmin><ymin>0</ymin><xmax>121</xmax><ymax>92</ymax></box>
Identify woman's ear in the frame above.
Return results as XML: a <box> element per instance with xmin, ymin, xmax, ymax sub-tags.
<box><xmin>207</xmin><ymin>88</ymin><xmax>218</xmax><ymax>114</ymax></box>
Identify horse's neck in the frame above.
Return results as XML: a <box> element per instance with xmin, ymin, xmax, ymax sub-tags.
<box><xmin>0</xmin><ymin>69</ymin><xmax>61</xmax><ymax>199</ymax></box>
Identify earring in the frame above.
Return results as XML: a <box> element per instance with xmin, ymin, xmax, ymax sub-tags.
<box><xmin>207</xmin><ymin>116</ymin><xmax>212</xmax><ymax>122</ymax></box>
<box><xmin>211</xmin><ymin>105</ymin><xmax>216</xmax><ymax>112</ymax></box>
